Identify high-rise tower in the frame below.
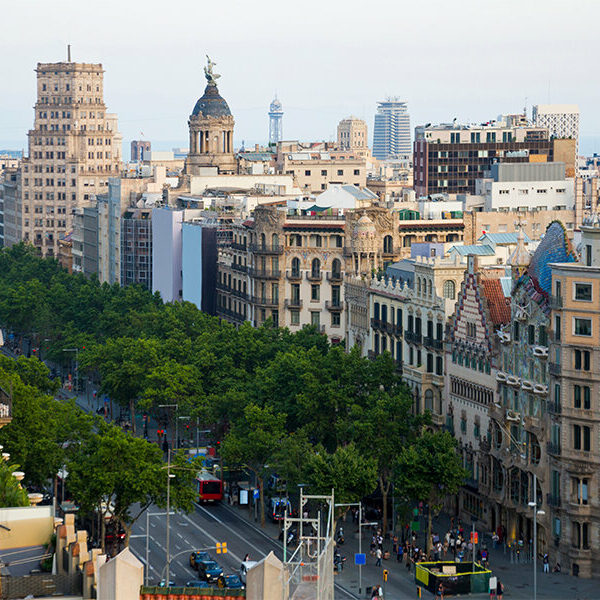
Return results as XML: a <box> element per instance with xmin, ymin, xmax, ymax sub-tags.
<box><xmin>372</xmin><ymin>98</ymin><xmax>411</xmax><ymax>160</ymax></box>
<box><xmin>268</xmin><ymin>97</ymin><xmax>283</xmax><ymax>145</ymax></box>
<box><xmin>5</xmin><ymin>58</ymin><xmax>122</xmax><ymax>257</ymax></box>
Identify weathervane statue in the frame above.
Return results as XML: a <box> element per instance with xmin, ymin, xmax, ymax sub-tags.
<box><xmin>204</xmin><ymin>55</ymin><xmax>221</xmax><ymax>86</ymax></box>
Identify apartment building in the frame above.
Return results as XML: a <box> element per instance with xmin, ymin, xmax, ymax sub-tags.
<box><xmin>413</xmin><ymin>121</ymin><xmax>573</xmax><ymax>197</ymax></box>
<box><xmin>121</xmin><ymin>208</ymin><xmax>152</xmax><ymax>289</ymax></box>
<box><xmin>533</xmin><ymin>104</ymin><xmax>580</xmax><ymax>156</ymax></box>
<box><xmin>445</xmin><ymin>255</ymin><xmax>511</xmax><ymax>531</ymax></box>
<box><xmin>547</xmin><ymin>215</ymin><xmax>600</xmax><ymax>577</ymax></box>
<box><xmin>6</xmin><ymin>60</ymin><xmax>122</xmax><ymax>256</ymax></box>
<box><xmin>490</xmin><ymin>222</ymin><xmax>576</xmax><ymax>559</ymax></box>
<box><xmin>337</xmin><ymin>117</ymin><xmax>369</xmax><ymax>157</ymax></box>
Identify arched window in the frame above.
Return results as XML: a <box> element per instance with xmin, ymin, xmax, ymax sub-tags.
<box><xmin>260</xmin><ymin>232</ymin><xmax>266</xmax><ymax>248</ymax></box>
<box><xmin>311</xmin><ymin>258</ymin><xmax>321</xmax><ymax>278</ymax></box>
<box><xmin>291</xmin><ymin>257</ymin><xmax>300</xmax><ymax>277</ymax></box>
<box><xmin>427</xmin><ymin>280</ymin><xmax>433</xmax><ymax>297</ymax></box>
<box><xmin>417</xmin><ymin>278</ymin><xmax>422</xmax><ymax>294</ymax></box>
<box><xmin>425</xmin><ymin>389</ymin><xmax>434</xmax><ymax>412</ymax></box>
<box><xmin>383</xmin><ymin>235</ymin><xmax>393</xmax><ymax>254</ymax></box>
<box><xmin>272</xmin><ymin>233</ymin><xmax>279</xmax><ymax>247</ymax></box>
<box><xmin>443</xmin><ymin>280</ymin><xmax>456</xmax><ymax>299</ymax></box>
<box><xmin>332</xmin><ymin>258</ymin><xmax>341</xmax><ymax>277</ymax></box>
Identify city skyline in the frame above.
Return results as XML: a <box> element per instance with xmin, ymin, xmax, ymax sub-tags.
<box><xmin>1</xmin><ymin>0</ymin><xmax>599</xmax><ymax>155</ymax></box>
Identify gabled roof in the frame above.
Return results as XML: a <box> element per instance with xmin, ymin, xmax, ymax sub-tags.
<box><xmin>482</xmin><ymin>278</ymin><xmax>511</xmax><ymax>326</ymax></box>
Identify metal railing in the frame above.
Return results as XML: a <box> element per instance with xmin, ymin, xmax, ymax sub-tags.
<box><xmin>405</xmin><ymin>331</ymin><xmax>422</xmax><ymax>344</ymax></box>
<box><xmin>326</xmin><ymin>272</ymin><xmax>343</xmax><ymax>282</ymax></box>
<box><xmin>231</xmin><ymin>263</ymin><xmax>248</xmax><ymax>273</ymax></box>
<box><xmin>548</xmin><ymin>401</ymin><xmax>561</xmax><ymax>415</ymax></box>
<box><xmin>284</xmin><ymin>298</ymin><xmax>303</xmax><ymax>309</ymax></box>
<box><xmin>249</xmin><ymin>268</ymin><xmax>281</xmax><ymax>279</ymax></box>
<box><xmin>286</xmin><ymin>270</ymin><xmax>302</xmax><ymax>281</ymax></box>
<box><xmin>547</xmin><ymin>441</ymin><xmax>561</xmax><ymax>456</ymax></box>
<box><xmin>549</xmin><ymin>295</ymin><xmax>563</xmax><ymax>309</ymax></box>
<box><xmin>306</xmin><ymin>272</ymin><xmax>322</xmax><ymax>282</ymax></box>
<box><xmin>231</xmin><ymin>242</ymin><xmax>247</xmax><ymax>251</ymax></box>
<box><xmin>546</xmin><ymin>493</ymin><xmax>561</xmax><ymax>507</ymax></box>
<box><xmin>424</xmin><ymin>336</ymin><xmax>443</xmax><ymax>350</ymax></box>
<box><xmin>325</xmin><ymin>300</ymin><xmax>342</xmax><ymax>311</ymax></box>
<box><xmin>250</xmin><ymin>296</ymin><xmax>279</xmax><ymax>307</ymax></box>
<box><xmin>249</xmin><ymin>243</ymin><xmax>283</xmax><ymax>254</ymax></box>
<box><xmin>549</xmin><ymin>362</ymin><xmax>561</xmax><ymax>376</ymax></box>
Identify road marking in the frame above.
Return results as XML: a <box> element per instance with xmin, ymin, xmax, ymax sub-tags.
<box><xmin>178</xmin><ymin>511</ymin><xmax>244</xmax><ymax>564</ymax></box>
<box><xmin>177</xmin><ymin>532</ymin><xmax>185</xmax><ymax>540</ymax></box>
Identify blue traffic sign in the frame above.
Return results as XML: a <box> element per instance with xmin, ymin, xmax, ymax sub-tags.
<box><xmin>354</xmin><ymin>553</ymin><xmax>366</xmax><ymax>565</ymax></box>
<box><xmin>253</xmin><ymin>489</ymin><xmax>260</xmax><ymax>499</ymax></box>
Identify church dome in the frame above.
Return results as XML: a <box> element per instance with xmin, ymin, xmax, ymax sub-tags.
<box><xmin>192</xmin><ymin>84</ymin><xmax>232</xmax><ymax>118</ymax></box>
<box><xmin>352</xmin><ymin>214</ymin><xmax>377</xmax><ymax>253</ymax></box>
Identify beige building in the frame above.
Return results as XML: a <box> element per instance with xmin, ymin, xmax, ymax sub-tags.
<box><xmin>4</xmin><ymin>60</ymin><xmax>122</xmax><ymax>257</ymax></box>
<box><xmin>337</xmin><ymin>116</ymin><xmax>368</xmax><ymax>156</ymax></box>
<box><xmin>547</xmin><ymin>216</ymin><xmax>600</xmax><ymax>577</ymax></box>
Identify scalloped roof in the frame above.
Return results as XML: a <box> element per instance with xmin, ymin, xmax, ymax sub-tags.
<box><xmin>527</xmin><ymin>221</ymin><xmax>577</xmax><ymax>294</ymax></box>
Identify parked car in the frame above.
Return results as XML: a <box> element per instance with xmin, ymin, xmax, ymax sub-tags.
<box><xmin>189</xmin><ymin>550</ymin><xmax>213</xmax><ymax>570</ymax></box>
<box><xmin>197</xmin><ymin>560</ymin><xmax>223</xmax><ymax>583</ymax></box>
<box><xmin>185</xmin><ymin>580</ymin><xmax>209</xmax><ymax>588</ymax></box>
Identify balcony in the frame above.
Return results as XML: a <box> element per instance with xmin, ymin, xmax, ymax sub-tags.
<box><xmin>217</xmin><ymin>307</ymin><xmax>245</xmax><ymax>322</ymax></box>
<box><xmin>249</xmin><ymin>243</ymin><xmax>283</xmax><ymax>254</ymax></box>
<box><xmin>231</xmin><ymin>263</ymin><xmax>248</xmax><ymax>274</ymax></box>
<box><xmin>424</xmin><ymin>336</ymin><xmax>444</xmax><ymax>351</ymax></box>
<box><xmin>327</xmin><ymin>272</ymin><xmax>343</xmax><ymax>283</ymax></box>
<box><xmin>547</xmin><ymin>441</ymin><xmax>561</xmax><ymax>456</ymax></box>
<box><xmin>479</xmin><ymin>437</ymin><xmax>491</xmax><ymax>453</ymax></box>
<box><xmin>306</xmin><ymin>272</ymin><xmax>322</xmax><ymax>282</ymax></box>
<box><xmin>231</xmin><ymin>242</ymin><xmax>247</xmax><ymax>252</ymax></box>
<box><xmin>284</xmin><ymin>298</ymin><xmax>303</xmax><ymax>309</ymax></box>
<box><xmin>405</xmin><ymin>331</ymin><xmax>422</xmax><ymax>345</ymax></box>
<box><xmin>326</xmin><ymin>300</ymin><xmax>343</xmax><ymax>311</ymax></box>
<box><xmin>548</xmin><ymin>401</ymin><xmax>562</xmax><ymax>415</ymax></box>
<box><xmin>546</xmin><ymin>493</ymin><xmax>561</xmax><ymax>507</ymax></box>
<box><xmin>0</xmin><ymin>392</ymin><xmax>12</xmax><ymax>428</ymax></box>
<box><xmin>371</xmin><ymin>318</ymin><xmax>384</xmax><ymax>330</ymax></box>
<box><xmin>250</xmin><ymin>296</ymin><xmax>279</xmax><ymax>308</ymax></box>
<box><xmin>394</xmin><ymin>323</ymin><xmax>403</xmax><ymax>336</ymax></box>
<box><xmin>286</xmin><ymin>270</ymin><xmax>302</xmax><ymax>281</ymax></box>
<box><xmin>249</xmin><ymin>268</ymin><xmax>281</xmax><ymax>279</ymax></box>
<box><xmin>549</xmin><ymin>295</ymin><xmax>563</xmax><ymax>309</ymax></box>
<box><xmin>549</xmin><ymin>362</ymin><xmax>561</xmax><ymax>376</ymax></box>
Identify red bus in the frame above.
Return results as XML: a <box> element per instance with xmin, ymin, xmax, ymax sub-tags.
<box><xmin>197</xmin><ymin>471</ymin><xmax>223</xmax><ymax>503</ymax></box>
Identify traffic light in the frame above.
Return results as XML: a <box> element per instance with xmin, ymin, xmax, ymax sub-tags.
<box><xmin>470</xmin><ymin>531</ymin><xmax>479</xmax><ymax>544</ymax></box>
<box><xmin>216</xmin><ymin>542</ymin><xmax>227</xmax><ymax>554</ymax></box>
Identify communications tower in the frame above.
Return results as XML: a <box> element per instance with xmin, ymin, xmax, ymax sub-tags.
<box><xmin>268</xmin><ymin>96</ymin><xmax>283</xmax><ymax>145</ymax></box>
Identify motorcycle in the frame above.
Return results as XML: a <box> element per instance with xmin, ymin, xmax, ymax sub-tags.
<box><xmin>336</xmin><ymin>527</ymin><xmax>345</xmax><ymax>545</ymax></box>
<box><xmin>333</xmin><ymin>551</ymin><xmax>347</xmax><ymax>573</ymax></box>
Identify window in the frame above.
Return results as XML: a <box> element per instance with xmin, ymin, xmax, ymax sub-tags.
<box><xmin>466</xmin><ymin>323</ymin><xmax>477</xmax><ymax>338</ymax></box>
<box><xmin>311</xmin><ymin>285</ymin><xmax>320</xmax><ymax>301</ymax></box>
<box><xmin>424</xmin><ymin>390</ymin><xmax>434</xmax><ymax>412</ymax></box>
<box><xmin>574</xmin><ymin>349</ymin><xmax>591</xmax><ymax>371</ymax></box>
<box><xmin>332</xmin><ymin>258</ymin><xmax>341</xmax><ymax>278</ymax></box>
<box><xmin>337</xmin><ymin>169</ymin><xmax>343</xmax><ymax>176</ymax></box>
<box><xmin>331</xmin><ymin>312</ymin><xmax>340</xmax><ymax>327</ymax></box>
<box><xmin>572</xmin><ymin>477</ymin><xmax>589</xmax><ymax>505</ymax></box>
<box><xmin>528</xmin><ymin>324</ymin><xmax>535</xmax><ymax>345</ymax></box>
<box><xmin>574</xmin><ymin>318</ymin><xmax>592</xmax><ymax>337</ymax></box>
<box><xmin>436</xmin><ymin>356</ymin><xmax>443</xmax><ymax>376</ymax></box>
<box><xmin>574</xmin><ymin>283</ymin><xmax>592</xmax><ymax>302</ymax></box>
<box><xmin>383</xmin><ymin>235</ymin><xmax>393</xmax><ymax>254</ymax></box>
<box><xmin>572</xmin><ymin>522</ymin><xmax>590</xmax><ymax>549</ymax></box>
<box><xmin>574</xmin><ymin>385</ymin><xmax>591</xmax><ymax>410</ymax></box>
<box><xmin>304</xmin><ymin>170</ymin><xmax>311</xmax><ymax>176</ymax></box>
<box><xmin>321</xmin><ymin>169</ymin><xmax>327</xmax><ymax>176</ymax></box>
<box><xmin>353</xmin><ymin>169</ymin><xmax>360</xmax><ymax>176</ymax></box>
<box><xmin>311</xmin><ymin>258</ymin><xmax>321</xmax><ymax>278</ymax></box>
<box><xmin>573</xmin><ymin>424</ymin><xmax>591</xmax><ymax>451</ymax></box>
<box><xmin>443</xmin><ymin>280</ymin><xmax>455</xmax><ymax>299</ymax></box>
<box><xmin>291</xmin><ymin>310</ymin><xmax>300</xmax><ymax>325</ymax></box>
<box><xmin>291</xmin><ymin>257</ymin><xmax>300</xmax><ymax>277</ymax></box>
<box><xmin>311</xmin><ymin>312</ymin><xmax>320</xmax><ymax>327</ymax></box>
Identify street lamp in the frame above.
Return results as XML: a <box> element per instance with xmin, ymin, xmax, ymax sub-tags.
<box><xmin>159</xmin><ymin>404</ymin><xmax>178</xmax><ymax>450</ymax></box>
<box><xmin>165</xmin><ymin>450</ymin><xmax>176</xmax><ymax>587</ymax></box>
<box><xmin>528</xmin><ymin>495</ymin><xmax>545</xmax><ymax>600</ymax></box>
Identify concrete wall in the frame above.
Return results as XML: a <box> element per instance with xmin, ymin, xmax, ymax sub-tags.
<box><xmin>182</xmin><ymin>222</ymin><xmax>203</xmax><ymax>309</ymax></box>
<box><xmin>0</xmin><ymin>506</ymin><xmax>54</xmax><ymax>549</ymax></box>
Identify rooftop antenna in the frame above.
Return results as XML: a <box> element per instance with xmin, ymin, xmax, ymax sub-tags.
<box><xmin>67</xmin><ymin>44</ymin><xmax>71</xmax><ymax>62</ymax></box>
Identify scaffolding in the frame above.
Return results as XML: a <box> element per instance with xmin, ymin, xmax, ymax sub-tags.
<box><xmin>281</xmin><ymin>489</ymin><xmax>335</xmax><ymax>600</ymax></box>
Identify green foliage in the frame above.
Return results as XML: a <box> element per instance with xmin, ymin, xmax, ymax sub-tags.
<box><xmin>0</xmin><ymin>461</ymin><xmax>30</xmax><ymax>507</ymax></box>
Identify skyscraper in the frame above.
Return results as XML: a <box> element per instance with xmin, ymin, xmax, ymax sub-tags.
<box><xmin>372</xmin><ymin>98</ymin><xmax>411</xmax><ymax>160</ymax></box>
<box><xmin>4</xmin><ymin>58</ymin><xmax>121</xmax><ymax>257</ymax></box>
<box><xmin>268</xmin><ymin>97</ymin><xmax>283</xmax><ymax>145</ymax></box>
<box><xmin>532</xmin><ymin>104</ymin><xmax>580</xmax><ymax>160</ymax></box>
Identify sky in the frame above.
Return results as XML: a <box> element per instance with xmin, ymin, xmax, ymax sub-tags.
<box><xmin>1</xmin><ymin>0</ymin><xmax>600</xmax><ymax>156</ymax></box>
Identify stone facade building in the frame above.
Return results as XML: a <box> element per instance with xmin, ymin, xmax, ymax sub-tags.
<box><xmin>337</xmin><ymin>116</ymin><xmax>369</xmax><ymax>156</ymax></box>
<box><xmin>5</xmin><ymin>60</ymin><xmax>122</xmax><ymax>257</ymax></box>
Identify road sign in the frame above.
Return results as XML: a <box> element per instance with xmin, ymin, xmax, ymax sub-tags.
<box><xmin>253</xmin><ymin>488</ymin><xmax>260</xmax><ymax>499</ymax></box>
<box><xmin>216</xmin><ymin>542</ymin><xmax>227</xmax><ymax>554</ymax></box>
<box><xmin>355</xmin><ymin>553</ymin><xmax>366</xmax><ymax>565</ymax></box>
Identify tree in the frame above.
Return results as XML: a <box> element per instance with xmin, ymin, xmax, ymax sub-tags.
<box><xmin>351</xmin><ymin>386</ymin><xmax>428</xmax><ymax>535</ymax></box>
<box><xmin>221</xmin><ymin>404</ymin><xmax>286</xmax><ymax>527</ymax></box>
<box><xmin>68</xmin><ymin>423</ymin><xmax>198</xmax><ymax>549</ymax></box>
<box><xmin>0</xmin><ymin>461</ymin><xmax>30</xmax><ymax>507</ymax></box>
<box><xmin>395</xmin><ymin>431</ymin><xmax>468</xmax><ymax>554</ymax></box>
<box><xmin>306</xmin><ymin>443</ymin><xmax>378</xmax><ymax>510</ymax></box>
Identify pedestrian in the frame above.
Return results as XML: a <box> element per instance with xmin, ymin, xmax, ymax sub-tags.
<box><xmin>436</xmin><ymin>582</ymin><xmax>444</xmax><ymax>599</ymax></box>
<box><xmin>244</xmin><ymin>553</ymin><xmax>250</xmax><ymax>561</ymax></box>
<box><xmin>392</xmin><ymin>534</ymin><xmax>398</xmax><ymax>554</ymax></box>
<box><xmin>406</xmin><ymin>555</ymin><xmax>411</xmax><ymax>573</ymax></box>
<box><xmin>496</xmin><ymin>579</ymin><xmax>504</xmax><ymax>600</ymax></box>
<box><xmin>375</xmin><ymin>547</ymin><xmax>382</xmax><ymax>567</ymax></box>
<box><xmin>371</xmin><ymin>584</ymin><xmax>378</xmax><ymax>600</ymax></box>
<box><xmin>543</xmin><ymin>553</ymin><xmax>549</xmax><ymax>573</ymax></box>
<box><xmin>397</xmin><ymin>544</ymin><xmax>404</xmax><ymax>563</ymax></box>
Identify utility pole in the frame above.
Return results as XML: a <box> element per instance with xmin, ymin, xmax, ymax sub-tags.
<box><xmin>165</xmin><ymin>449</ymin><xmax>174</xmax><ymax>586</ymax></box>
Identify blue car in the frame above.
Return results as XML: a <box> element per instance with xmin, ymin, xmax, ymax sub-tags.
<box><xmin>222</xmin><ymin>574</ymin><xmax>244</xmax><ymax>589</ymax></box>
<box><xmin>186</xmin><ymin>580</ymin><xmax>210</xmax><ymax>588</ymax></box>
<box><xmin>197</xmin><ymin>560</ymin><xmax>223</xmax><ymax>583</ymax></box>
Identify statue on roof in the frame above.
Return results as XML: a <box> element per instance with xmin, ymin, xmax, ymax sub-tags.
<box><xmin>204</xmin><ymin>55</ymin><xmax>221</xmax><ymax>86</ymax></box>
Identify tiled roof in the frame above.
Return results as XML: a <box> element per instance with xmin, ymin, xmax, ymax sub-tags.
<box><xmin>482</xmin><ymin>278</ymin><xmax>511</xmax><ymax>326</ymax></box>
<box><xmin>478</xmin><ymin>232</ymin><xmax>532</xmax><ymax>245</ymax></box>
<box><xmin>450</xmin><ymin>244</ymin><xmax>495</xmax><ymax>256</ymax></box>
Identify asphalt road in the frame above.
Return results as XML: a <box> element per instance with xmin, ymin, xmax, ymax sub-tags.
<box><xmin>129</xmin><ymin>501</ymin><xmax>363</xmax><ymax>599</ymax></box>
